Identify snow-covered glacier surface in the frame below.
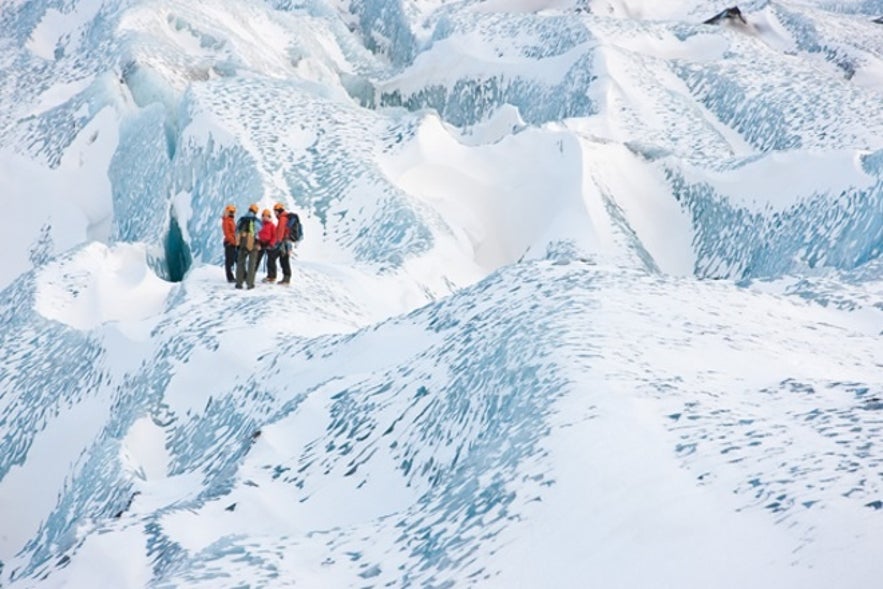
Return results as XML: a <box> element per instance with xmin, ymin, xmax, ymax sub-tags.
<box><xmin>1</xmin><ymin>0</ymin><xmax>882</xmax><ymax>587</ymax></box>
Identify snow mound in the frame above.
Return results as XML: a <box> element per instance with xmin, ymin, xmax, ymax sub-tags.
<box><xmin>35</xmin><ymin>242</ymin><xmax>172</xmax><ymax>330</ymax></box>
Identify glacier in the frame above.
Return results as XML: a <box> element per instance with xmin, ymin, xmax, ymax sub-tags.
<box><xmin>1</xmin><ymin>0</ymin><xmax>882</xmax><ymax>587</ymax></box>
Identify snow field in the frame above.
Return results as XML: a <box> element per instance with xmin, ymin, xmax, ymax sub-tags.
<box><xmin>1</xmin><ymin>0</ymin><xmax>883</xmax><ymax>586</ymax></box>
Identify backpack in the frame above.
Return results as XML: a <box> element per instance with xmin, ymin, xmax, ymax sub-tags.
<box><xmin>286</xmin><ymin>213</ymin><xmax>303</xmax><ymax>242</ymax></box>
<box><xmin>236</xmin><ymin>216</ymin><xmax>256</xmax><ymax>251</ymax></box>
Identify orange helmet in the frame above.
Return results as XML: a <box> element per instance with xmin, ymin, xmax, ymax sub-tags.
<box><xmin>225</xmin><ymin>204</ymin><xmax>236</xmax><ymax>214</ymax></box>
<box><xmin>261</xmin><ymin>208</ymin><xmax>272</xmax><ymax>218</ymax></box>
<box><xmin>248</xmin><ymin>203</ymin><xmax>259</xmax><ymax>213</ymax></box>
<box><xmin>273</xmin><ymin>202</ymin><xmax>285</xmax><ymax>212</ymax></box>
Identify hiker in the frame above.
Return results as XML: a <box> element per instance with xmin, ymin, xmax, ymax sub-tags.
<box><xmin>272</xmin><ymin>202</ymin><xmax>293</xmax><ymax>285</ymax></box>
<box><xmin>221</xmin><ymin>204</ymin><xmax>237</xmax><ymax>283</ymax></box>
<box><xmin>255</xmin><ymin>208</ymin><xmax>277</xmax><ymax>283</ymax></box>
<box><xmin>235</xmin><ymin>203</ymin><xmax>262</xmax><ymax>290</ymax></box>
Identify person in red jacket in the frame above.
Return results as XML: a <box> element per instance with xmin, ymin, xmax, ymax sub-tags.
<box><xmin>221</xmin><ymin>204</ymin><xmax>237</xmax><ymax>283</ymax></box>
<box><xmin>255</xmin><ymin>208</ymin><xmax>277</xmax><ymax>283</ymax></box>
<box><xmin>272</xmin><ymin>202</ymin><xmax>292</xmax><ymax>285</ymax></box>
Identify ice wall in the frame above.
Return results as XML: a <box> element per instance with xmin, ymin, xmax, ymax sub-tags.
<box><xmin>667</xmin><ymin>158</ymin><xmax>883</xmax><ymax>279</ymax></box>
<box><xmin>379</xmin><ymin>12</ymin><xmax>597</xmax><ymax>126</ymax></box>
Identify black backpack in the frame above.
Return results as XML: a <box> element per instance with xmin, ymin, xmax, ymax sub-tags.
<box><xmin>286</xmin><ymin>213</ymin><xmax>303</xmax><ymax>242</ymax></box>
<box><xmin>236</xmin><ymin>216</ymin><xmax>254</xmax><ymax>234</ymax></box>
<box><xmin>236</xmin><ymin>216</ymin><xmax>256</xmax><ymax>251</ymax></box>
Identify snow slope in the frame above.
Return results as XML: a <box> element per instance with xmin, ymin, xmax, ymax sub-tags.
<box><xmin>1</xmin><ymin>0</ymin><xmax>882</xmax><ymax>587</ymax></box>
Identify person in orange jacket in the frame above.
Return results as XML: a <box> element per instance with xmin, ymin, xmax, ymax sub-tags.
<box><xmin>272</xmin><ymin>202</ymin><xmax>292</xmax><ymax>285</ymax></box>
<box><xmin>221</xmin><ymin>204</ymin><xmax>237</xmax><ymax>283</ymax></box>
<box><xmin>255</xmin><ymin>208</ymin><xmax>277</xmax><ymax>283</ymax></box>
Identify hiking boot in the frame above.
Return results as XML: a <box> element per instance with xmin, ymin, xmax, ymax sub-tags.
<box><xmin>278</xmin><ymin>276</ymin><xmax>291</xmax><ymax>285</ymax></box>
<box><xmin>247</xmin><ymin>285</ymin><xmax>255</xmax><ymax>290</ymax></box>
<box><xmin>262</xmin><ymin>277</ymin><xmax>276</xmax><ymax>283</ymax></box>
<box><xmin>235</xmin><ymin>284</ymin><xmax>243</xmax><ymax>290</ymax></box>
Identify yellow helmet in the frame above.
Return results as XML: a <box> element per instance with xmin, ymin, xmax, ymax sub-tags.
<box><xmin>273</xmin><ymin>202</ymin><xmax>285</xmax><ymax>212</ymax></box>
<box><xmin>225</xmin><ymin>204</ymin><xmax>236</xmax><ymax>214</ymax></box>
<box><xmin>261</xmin><ymin>208</ymin><xmax>272</xmax><ymax>218</ymax></box>
<box><xmin>248</xmin><ymin>203</ymin><xmax>259</xmax><ymax>213</ymax></box>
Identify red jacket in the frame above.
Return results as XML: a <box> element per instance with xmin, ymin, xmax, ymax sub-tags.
<box><xmin>258</xmin><ymin>220</ymin><xmax>276</xmax><ymax>247</ymax></box>
<box><xmin>222</xmin><ymin>215</ymin><xmax>236</xmax><ymax>245</ymax></box>
<box><xmin>275</xmin><ymin>212</ymin><xmax>289</xmax><ymax>243</ymax></box>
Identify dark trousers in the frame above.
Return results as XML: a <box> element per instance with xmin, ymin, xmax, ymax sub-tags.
<box><xmin>224</xmin><ymin>243</ymin><xmax>237</xmax><ymax>282</ymax></box>
<box><xmin>259</xmin><ymin>247</ymin><xmax>277</xmax><ymax>280</ymax></box>
<box><xmin>235</xmin><ymin>245</ymin><xmax>259</xmax><ymax>288</ymax></box>
<box><xmin>278</xmin><ymin>248</ymin><xmax>291</xmax><ymax>279</ymax></box>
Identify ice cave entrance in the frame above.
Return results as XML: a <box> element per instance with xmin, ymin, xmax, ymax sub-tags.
<box><xmin>164</xmin><ymin>211</ymin><xmax>191</xmax><ymax>282</ymax></box>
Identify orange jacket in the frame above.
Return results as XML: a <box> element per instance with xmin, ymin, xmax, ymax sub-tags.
<box><xmin>275</xmin><ymin>211</ymin><xmax>289</xmax><ymax>243</ymax></box>
<box><xmin>222</xmin><ymin>215</ymin><xmax>236</xmax><ymax>245</ymax></box>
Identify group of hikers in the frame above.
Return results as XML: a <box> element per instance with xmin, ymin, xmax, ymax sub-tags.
<box><xmin>221</xmin><ymin>202</ymin><xmax>303</xmax><ymax>289</ymax></box>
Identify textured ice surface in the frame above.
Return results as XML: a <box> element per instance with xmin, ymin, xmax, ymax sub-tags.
<box><xmin>1</xmin><ymin>0</ymin><xmax>883</xmax><ymax>587</ymax></box>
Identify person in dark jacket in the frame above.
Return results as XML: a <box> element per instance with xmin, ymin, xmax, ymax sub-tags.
<box><xmin>221</xmin><ymin>204</ymin><xmax>237</xmax><ymax>283</ymax></box>
<box><xmin>272</xmin><ymin>202</ymin><xmax>292</xmax><ymax>285</ymax></box>
<box><xmin>255</xmin><ymin>208</ymin><xmax>277</xmax><ymax>283</ymax></box>
<box><xmin>235</xmin><ymin>203</ymin><xmax>262</xmax><ymax>290</ymax></box>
